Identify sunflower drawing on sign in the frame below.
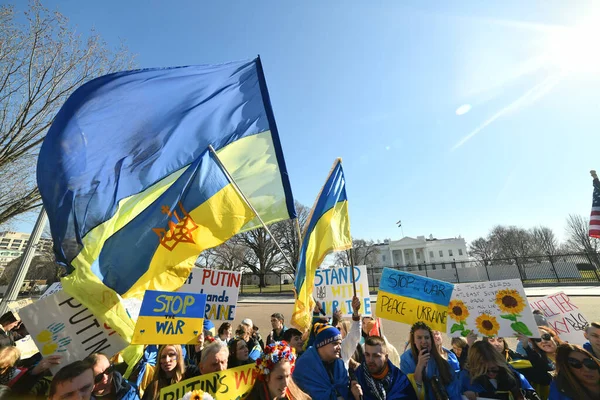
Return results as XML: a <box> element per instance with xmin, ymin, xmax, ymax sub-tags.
<box><xmin>476</xmin><ymin>313</ymin><xmax>500</xmax><ymax>337</ymax></box>
<box><xmin>448</xmin><ymin>300</ymin><xmax>471</xmax><ymax>336</ymax></box>
<box><xmin>496</xmin><ymin>289</ymin><xmax>532</xmax><ymax>336</ymax></box>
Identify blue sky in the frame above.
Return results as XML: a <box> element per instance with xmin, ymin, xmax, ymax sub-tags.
<box><xmin>10</xmin><ymin>0</ymin><xmax>600</xmax><ymax>244</ymax></box>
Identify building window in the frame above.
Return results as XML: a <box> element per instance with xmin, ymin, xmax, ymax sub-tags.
<box><xmin>458</xmin><ymin>249</ymin><xmax>463</xmax><ymax>256</ymax></box>
<box><xmin>432</xmin><ymin>265</ymin><xmax>436</xmax><ymax>270</ymax></box>
<box><xmin>417</xmin><ymin>252</ymin><xmax>421</xmax><ymax>259</ymax></box>
<box><xmin>439</xmin><ymin>250</ymin><xmax>443</xmax><ymax>257</ymax></box>
<box><xmin>429</xmin><ymin>251</ymin><xmax>434</xmax><ymax>258</ymax></box>
<box><xmin>382</xmin><ymin>255</ymin><xmax>386</xmax><ymax>262</ymax></box>
<box><xmin>449</xmin><ymin>250</ymin><xmax>453</xmax><ymax>257</ymax></box>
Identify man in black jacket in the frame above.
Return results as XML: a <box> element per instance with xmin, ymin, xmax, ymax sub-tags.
<box><xmin>0</xmin><ymin>312</ymin><xmax>23</xmax><ymax>347</ymax></box>
<box><xmin>83</xmin><ymin>353</ymin><xmax>140</xmax><ymax>400</ymax></box>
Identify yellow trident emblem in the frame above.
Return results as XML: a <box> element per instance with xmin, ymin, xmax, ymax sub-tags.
<box><xmin>152</xmin><ymin>202</ymin><xmax>198</xmax><ymax>251</ymax></box>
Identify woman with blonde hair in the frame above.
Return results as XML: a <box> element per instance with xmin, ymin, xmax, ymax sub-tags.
<box><xmin>142</xmin><ymin>344</ymin><xmax>198</xmax><ymax>400</ymax></box>
<box><xmin>246</xmin><ymin>341</ymin><xmax>310</xmax><ymax>400</ymax></box>
<box><xmin>460</xmin><ymin>341</ymin><xmax>539</xmax><ymax>400</ymax></box>
<box><xmin>550</xmin><ymin>343</ymin><xmax>600</xmax><ymax>400</ymax></box>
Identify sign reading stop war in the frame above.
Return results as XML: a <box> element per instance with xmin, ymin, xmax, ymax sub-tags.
<box><xmin>179</xmin><ymin>267</ymin><xmax>241</xmax><ymax>321</ymax></box>
<box><xmin>530</xmin><ymin>292</ymin><xmax>589</xmax><ymax>345</ymax></box>
<box><xmin>376</xmin><ymin>268</ymin><xmax>453</xmax><ymax>331</ymax></box>
<box><xmin>132</xmin><ymin>290</ymin><xmax>206</xmax><ymax>345</ymax></box>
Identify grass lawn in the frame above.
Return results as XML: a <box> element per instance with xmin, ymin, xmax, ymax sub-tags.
<box><xmin>240</xmin><ymin>283</ymin><xmax>295</xmax><ymax>294</ymax></box>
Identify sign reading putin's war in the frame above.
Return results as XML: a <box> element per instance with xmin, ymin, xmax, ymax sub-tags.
<box><xmin>132</xmin><ymin>290</ymin><xmax>206</xmax><ymax>345</ymax></box>
<box><xmin>376</xmin><ymin>268</ymin><xmax>453</xmax><ymax>331</ymax></box>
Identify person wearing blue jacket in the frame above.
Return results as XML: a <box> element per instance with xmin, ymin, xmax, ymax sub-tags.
<box><xmin>351</xmin><ymin>335</ymin><xmax>417</xmax><ymax>400</ymax></box>
<box><xmin>293</xmin><ymin>323</ymin><xmax>351</xmax><ymax>400</ymax></box>
<box><xmin>459</xmin><ymin>341</ymin><xmax>540</xmax><ymax>400</ymax></box>
<box><xmin>84</xmin><ymin>352</ymin><xmax>140</xmax><ymax>400</ymax></box>
<box><xmin>549</xmin><ymin>343</ymin><xmax>600</xmax><ymax>400</ymax></box>
<box><xmin>400</xmin><ymin>322</ymin><xmax>462</xmax><ymax>400</ymax></box>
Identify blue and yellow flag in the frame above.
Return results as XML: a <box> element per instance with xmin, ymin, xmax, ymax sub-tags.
<box><xmin>36</xmin><ymin>58</ymin><xmax>295</xmax><ymax>350</ymax></box>
<box><xmin>292</xmin><ymin>159</ymin><xmax>352</xmax><ymax>332</ymax></box>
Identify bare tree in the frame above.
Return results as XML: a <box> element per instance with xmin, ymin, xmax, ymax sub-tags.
<box><xmin>334</xmin><ymin>238</ymin><xmax>380</xmax><ymax>267</ymax></box>
<box><xmin>231</xmin><ymin>228</ymin><xmax>285</xmax><ymax>287</ymax></box>
<box><xmin>0</xmin><ymin>1</ymin><xmax>135</xmax><ymax>225</ymax></box>
<box><xmin>271</xmin><ymin>201</ymin><xmax>310</xmax><ymax>273</ymax></box>
<box><xmin>196</xmin><ymin>239</ymin><xmax>247</xmax><ymax>271</ymax></box>
<box><xmin>530</xmin><ymin>226</ymin><xmax>559</xmax><ymax>256</ymax></box>
<box><xmin>565</xmin><ymin>214</ymin><xmax>600</xmax><ymax>270</ymax></box>
<box><xmin>469</xmin><ymin>237</ymin><xmax>497</xmax><ymax>265</ymax></box>
<box><xmin>489</xmin><ymin>225</ymin><xmax>535</xmax><ymax>261</ymax></box>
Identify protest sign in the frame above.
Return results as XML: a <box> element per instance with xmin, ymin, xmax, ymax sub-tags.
<box><xmin>313</xmin><ymin>265</ymin><xmax>371</xmax><ymax>316</ymax></box>
<box><xmin>447</xmin><ymin>279</ymin><xmax>538</xmax><ymax>338</ymax></box>
<box><xmin>529</xmin><ymin>292</ymin><xmax>588</xmax><ymax>345</ymax></box>
<box><xmin>376</xmin><ymin>268</ymin><xmax>453</xmax><ymax>331</ymax></box>
<box><xmin>19</xmin><ymin>290</ymin><xmax>128</xmax><ymax>374</ymax></box>
<box><xmin>132</xmin><ymin>290</ymin><xmax>206</xmax><ymax>345</ymax></box>
<box><xmin>160</xmin><ymin>363</ymin><xmax>255</xmax><ymax>400</ymax></box>
<box><xmin>7</xmin><ymin>298</ymin><xmax>32</xmax><ymax>319</ymax></box>
<box><xmin>179</xmin><ymin>267</ymin><xmax>241</xmax><ymax>321</ymax></box>
<box><xmin>40</xmin><ymin>282</ymin><xmax>63</xmax><ymax>299</ymax></box>
<box><xmin>15</xmin><ymin>335</ymin><xmax>39</xmax><ymax>359</ymax></box>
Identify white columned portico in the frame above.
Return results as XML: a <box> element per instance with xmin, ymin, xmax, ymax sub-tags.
<box><xmin>412</xmin><ymin>248</ymin><xmax>417</xmax><ymax>265</ymax></box>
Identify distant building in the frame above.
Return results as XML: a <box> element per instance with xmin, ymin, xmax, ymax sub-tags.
<box><xmin>373</xmin><ymin>235</ymin><xmax>469</xmax><ymax>268</ymax></box>
<box><xmin>0</xmin><ymin>231</ymin><xmax>53</xmax><ymax>270</ymax></box>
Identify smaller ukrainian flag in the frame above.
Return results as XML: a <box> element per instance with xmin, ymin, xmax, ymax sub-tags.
<box><xmin>292</xmin><ymin>159</ymin><xmax>352</xmax><ymax>332</ymax></box>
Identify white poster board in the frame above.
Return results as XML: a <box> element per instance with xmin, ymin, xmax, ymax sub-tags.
<box><xmin>447</xmin><ymin>279</ymin><xmax>538</xmax><ymax>338</ymax></box>
<box><xmin>178</xmin><ymin>267</ymin><xmax>241</xmax><ymax>321</ymax></box>
<box><xmin>529</xmin><ymin>292</ymin><xmax>588</xmax><ymax>345</ymax></box>
<box><xmin>313</xmin><ymin>265</ymin><xmax>372</xmax><ymax>316</ymax></box>
<box><xmin>7</xmin><ymin>298</ymin><xmax>33</xmax><ymax>319</ymax></box>
<box><xmin>19</xmin><ymin>290</ymin><xmax>128</xmax><ymax>374</ymax></box>
<box><xmin>40</xmin><ymin>282</ymin><xmax>63</xmax><ymax>299</ymax></box>
<box><xmin>15</xmin><ymin>335</ymin><xmax>40</xmax><ymax>359</ymax></box>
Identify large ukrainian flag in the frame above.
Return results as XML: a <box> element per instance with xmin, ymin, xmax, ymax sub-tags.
<box><xmin>291</xmin><ymin>159</ymin><xmax>352</xmax><ymax>332</ymax></box>
<box><xmin>37</xmin><ymin>58</ymin><xmax>295</xmax><ymax>345</ymax></box>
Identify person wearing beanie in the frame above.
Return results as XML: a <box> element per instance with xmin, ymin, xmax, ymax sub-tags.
<box><xmin>293</xmin><ymin>323</ymin><xmax>352</xmax><ymax>399</ymax></box>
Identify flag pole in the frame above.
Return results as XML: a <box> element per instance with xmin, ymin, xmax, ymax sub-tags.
<box><xmin>208</xmin><ymin>145</ymin><xmax>296</xmax><ymax>272</ymax></box>
<box><xmin>348</xmin><ymin>248</ymin><xmax>358</xmax><ymax>298</ymax></box>
<box><xmin>0</xmin><ymin>207</ymin><xmax>48</xmax><ymax>315</ymax></box>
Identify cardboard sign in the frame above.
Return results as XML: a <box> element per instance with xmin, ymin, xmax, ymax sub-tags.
<box><xmin>376</xmin><ymin>269</ymin><xmax>454</xmax><ymax>331</ymax></box>
<box><xmin>160</xmin><ymin>363</ymin><xmax>255</xmax><ymax>400</ymax></box>
<box><xmin>40</xmin><ymin>282</ymin><xmax>63</xmax><ymax>299</ymax></box>
<box><xmin>447</xmin><ymin>279</ymin><xmax>538</xmax><ymax>338</ymax></box>
<box><xmin>179</xmin><ymin>267</ymin><xmax>241</xmax><ymax>321</ymax></box>
<box><xmin>313</xmin><ymin>265</ymin><xmax>371</xmax><ymax>316</ymax></box>
<box><xmin>132</xmin><ymin>290</ymin><xmax>206</xmax><ymax>345</ymax></box>
<box><xmin>19</xmin><ymin>290</ymin><xmax>128</xmax><ymax>374</ymax></box>
<box><xmin>15</xmin><ymin>335</ymin><xmax>40</xmax><ymax>359</ymax></box>
<box><xmin>529</xmin><ymin>292</ymin><xmax>588</xmax><ymax>345</ymax></box>
<box><xmin>7</xmin><ymin>298</ymin><xmax>32</xmax><ymax>319</ymax></box>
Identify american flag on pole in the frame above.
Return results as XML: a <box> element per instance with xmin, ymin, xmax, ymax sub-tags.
<box><xmin>590</xmin><ymin>171</ymin><xmax>600</xmax><ymax>238</ymax></box>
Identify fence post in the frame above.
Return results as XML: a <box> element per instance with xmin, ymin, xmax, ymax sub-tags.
<box><xmin>259</xmin><ymin>273</ymin><xmax>263</xmax><ymax>294</ymax></box>
<box><xmin>484</xmin><ymin>261</ymin><xmax>491</xmax><ymax>281</ymax></box>
<box><xmin>279</xmin><ymin>272</ymin><xmax>282</xmax><ymax>293</ymax></box>
<box><xmin>424</xmin><ymin>264</ymin><xmax>429</xmax><ymax>277</ymax></box>
<box><xmin>515</xmin><ymin>258</ymin><xmax>525</xmax><ymax>281</ymax></box>
<box><xmin>548</xmin><ymin>254</ymin><xmax>560</xmax><ymax>283</ymax></box>
<box><xmin>584</xmin><ymin>252</ymin><xmax>600</xmax><ymax>281</ymax></box>
<box><xmin>453</xmin><ymin>260</ymin><xmax>459</xmax><ymax>283</ymax></box>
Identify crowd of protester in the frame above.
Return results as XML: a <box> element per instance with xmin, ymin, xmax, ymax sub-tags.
<box><xmin>0</xmin><ymin>300</ymin><xmax>599</xmax><ymax>399</ymax></box>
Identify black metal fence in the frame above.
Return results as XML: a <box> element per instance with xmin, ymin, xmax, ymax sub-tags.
<box><xmin>238</xmin><ymin>253</ymin><xmax>600</xmax><ymax>295</ymax></box>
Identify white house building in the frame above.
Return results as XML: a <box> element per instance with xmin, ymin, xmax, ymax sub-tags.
<box><xmin>0</xmin><ymin>231</ymin><xmax>53</xmax><ymax>270</ymax></box>
<box><xmin>373</xmin><ymin>235</ymin><xmax>469</xmax><ymax>268</ymax></box>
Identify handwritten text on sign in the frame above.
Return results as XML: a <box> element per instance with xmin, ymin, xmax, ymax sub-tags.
<box><xmin>179</xmin><ymin>267</ymin><xmax>241</xmax><ymax>321</ymax></box>
<box><xmin>530</xmin><ymin>292</ymin><xmax>588</xmax><ymax>345</ymax></box>
<box><xmin>160</xmin><ymin>363</ymin><xmax>255</xmax><ymax>400</ymax></box>
<box><xmin>132</xmin><ymin>290</ymin><xmax>206</xmax><ymax>345</ymax></box>
<box><xmin>377</xmin><ymin>269</ymin><xmax>453</xmax><ymax>331</ymax></box>
<box><xmin>313</xmin><ymin>265</ymin><xmax>371</xmax><ymax>316</ymax></box>
<box><xmin>19</xmin><ymin>290</ymin><xmax>127</xmax><ymax>374</ymax></box>
<box><xmin>448</xmin><ymin>280</ymin><xmax>538</xmax><ymax>338</ymax></box>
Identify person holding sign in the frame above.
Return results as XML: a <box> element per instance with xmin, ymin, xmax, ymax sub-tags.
<box><xmin>246</xmin><ymin>341</ymin><xmax>310</xmax><ymax>400</ymax></box>
<box><xmin>550</xmin><ymin>343</ymin><xmax>600</xmax><ymax>400</ymax></box>
<box><xmin>293</xmin><ymin>323</ymin><xmax>352</xmax><ymax>399</ymax></box>
<box><xmin>400</xmin><ymin>322</ymin><xmax>461</xmax><ymax>400</ymax></box>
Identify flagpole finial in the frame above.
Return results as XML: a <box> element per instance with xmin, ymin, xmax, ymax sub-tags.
<box><xmin>591</xmin><ymin>170</ymin><xmax>598</xmax><ymax>180</ymax></box>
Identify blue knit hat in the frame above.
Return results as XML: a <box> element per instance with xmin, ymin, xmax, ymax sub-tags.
<box><xmin>313</xmin><ymin>323</ymin><xmax>342</xmax><ymax>348</ymax></box>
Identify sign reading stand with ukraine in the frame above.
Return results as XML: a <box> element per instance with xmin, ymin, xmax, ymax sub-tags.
<box><xmin>376</xmin><ymin>268</ymin><xmax>453</xmax><ymax>331</ymax></box>
<box><xmin>132</xmin><ymin>290</ymin><xmax>206</xmax><ymax>345</ymax></box>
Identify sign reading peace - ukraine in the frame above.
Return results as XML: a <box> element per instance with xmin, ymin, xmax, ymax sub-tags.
<box><xmin>132</xmin><ymin>290</ymin><xmax>206</xmax><ymax>345</ymax></box>
<box><xmin>376</xmin><ymin>268</ymin><xmax>453</xmax><ymax>331</ymax></box>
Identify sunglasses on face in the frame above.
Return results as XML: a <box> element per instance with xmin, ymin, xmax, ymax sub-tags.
<box><xmin>532</xmin><ymin>333</ymin><xmax>552</xmax><ymax>343</ymax></box>
<box><xmin>94</xmin><ymin>364</ymin><xmax>114</xmax><ymax>384</ymax></box>
<box><xmin>567</xmin><ymin>357</ymin><xmax>599</xmax><ymax>370</ymax></box>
